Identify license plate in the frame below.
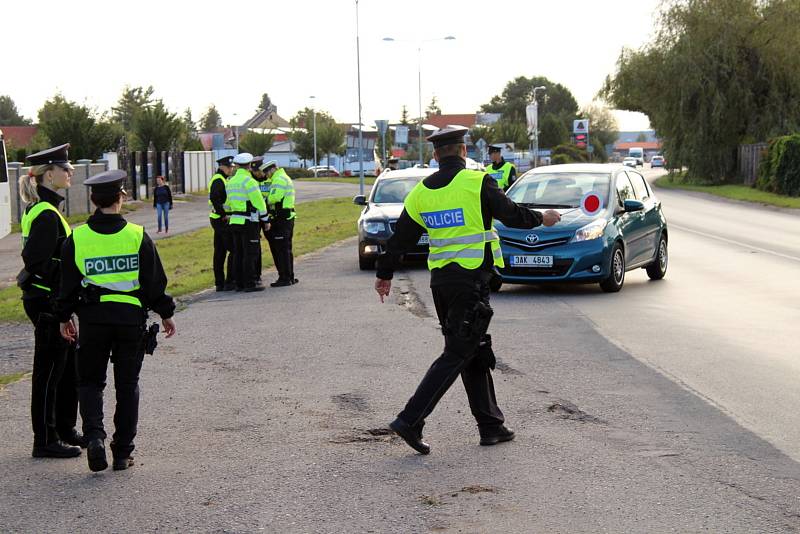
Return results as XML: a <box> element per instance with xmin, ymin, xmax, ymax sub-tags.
<box><xmin>418</xmin><ymin>234</ymin><xmax>429</xmax><ymax>245</ymax></box>
<box><xmin>510</xmin><ymin>255</ymin><xmax>553</xmax><ymax>267</ymax></box>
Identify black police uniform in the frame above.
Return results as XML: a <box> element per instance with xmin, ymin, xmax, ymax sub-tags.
<box><xmin>250</xmin><ymin>157</ymin><xmax>265</xmax><ymax>285</ymax></box>
<box><xmin>19</xmin><ymin>145</ymin><xmax>82</xmax><ymax>458</ymax></box>
<box><xmin>209</xmin><ymin>157</ymin><xmax>235</xmax><ymax>290</ymax></box>
<box><xmin>57</xmin><ymin>171</ymin><xmax>175</xmax><ymax>471</ymax></box>
<box><xmin>377</xmin><ymin>127</ymin><xmax>542</xmax><ymax>452</ymax></box>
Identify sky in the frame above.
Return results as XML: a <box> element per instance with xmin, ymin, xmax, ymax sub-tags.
<box><xmin>2</xmin><ymin>0</ymin><xmax>661</xmax><ymax>132</ymax></box>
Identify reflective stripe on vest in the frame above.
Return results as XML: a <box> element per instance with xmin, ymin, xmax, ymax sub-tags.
<box><xmin>73</xmin><ymin>222</ymin><xmax>144</xmax><ymax>307</ymax></box>
<box><xmin>208</xmin><ymin>173</ymin><xmax>229</xmax><ymax>219</ymax></box>
<box><xmin>225</xmin><ymin>168</ymin><xmax>252</xmax><ymax>225</ymax></box>
<box><xmin>404</xmin><ymin>169</ymin><xmax>503</xmax><ymax>271</ymax></box>
<box><xmin>20</xmin><ymin>202</ymin><xmax>72</xmax><ymax>292</ymax></box>
<box><xmin>487</xmin><ymin>161</ymin><xmax>514</xmax><ymax>189</ymax></box>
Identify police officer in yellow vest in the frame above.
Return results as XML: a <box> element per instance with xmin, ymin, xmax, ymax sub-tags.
<box><xmin>374</xmin><ymin>126</ymin><xmax>560</xmax><ymax>454</ymax></box>
<box><xmin>262</xmin><ymin>160</ymin><xmax>297</xmax><ymax>287</ymax></box>
<box><xmin>18</xmin><ymin>144</ymin><xmax>84</xmax><ymax>458</ymax></box>
<box><xmin>249</xmin><ymin>156</ymin><xmax>266</xmax><ymax>284</ymax></box>
<box><xmin>209</xmin><ymin>155</ymin><xmax>235</xmax><ymax>291</ymax></box>
<box><xmin>486</xmin><ymin>144</ymin><xmax>516</xmax><ymax>191</ymax></box>
<box><xmin>56</xmin><ymin>170</ymin><xmax>177</xmax><ymax>472</ymax></box>
<box><xmin>226</xmin><ymin>153</ymin><xmax>268</xmax><ymax>292</ymax></box>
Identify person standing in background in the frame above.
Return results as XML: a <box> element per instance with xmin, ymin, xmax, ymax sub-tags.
<box><xmin>152</xmin><ymin>176</ymin><xmax>172</xmax><ymax>234</ymax></box>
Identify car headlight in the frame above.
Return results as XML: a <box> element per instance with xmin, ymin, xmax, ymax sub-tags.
<box><xmin>362</xmin><ymin>220</ymin><xmax>386</xmax><ymax>234</ymax></box>
<box><xmin>571</xmin><ymin>219</ymin><xmax>607</xmax><ymax>243</ymax></box>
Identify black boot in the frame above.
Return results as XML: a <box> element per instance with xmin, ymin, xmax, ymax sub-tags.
<box><xmin>86</xmin><ymin>439</ymin><xmax>108</xmax><ymax>472</ymax></box>
<box><xmin>32</xmin><ymin>441</ymin><xmax>82</xmax><ymax>459</ymax></box>
<box><xmin>60</xmin><ymin>430</ymin><xmax>88</xmax><ymax>448</ymax></box>
<box><xmin>113</xmin><ymin>456</ymin><xmax>135</xmax><ymax>471</ymax></box>
<box><xmin>389</xmin><ymin>418</ymin><xmax>430</xmax><ymax>455</ymax></box>
<box><xmin>479</xmin><ymin>425</ymin><xmax>515</xmax><ymax>446</ymax></box>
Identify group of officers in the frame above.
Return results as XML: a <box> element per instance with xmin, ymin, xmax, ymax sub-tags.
<box><xmin>208</xmin><ymin>153</ymin><xmax>297</xmax><ymax>292</ymax></box>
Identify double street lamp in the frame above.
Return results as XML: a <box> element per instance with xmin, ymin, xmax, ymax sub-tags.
<box><xmin>309</xmin><ymin>95</ymin><xmax>317</xmax><ymax>176</ymax></box>
<box><xmin>382</xmin><ymin>35</ymin><xmax>456</xmax><ymax>167</ymax></box>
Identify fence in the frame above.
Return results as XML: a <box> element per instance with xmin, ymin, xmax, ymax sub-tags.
<box><xmin>737</xmin><ymin>143</ymin><xmax>768</xmax><ymax>186</ymax></box>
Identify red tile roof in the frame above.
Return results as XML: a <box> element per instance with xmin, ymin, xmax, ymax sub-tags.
<box><xmin>1</xmin><ymin>126</ymin><xmax>38</xmax><ymax>148</ymax></box>
<box><xmin>615</xmin><ymin>141</ymin><xmax>662</xmax><ymax>150</ymax></box>
<box><xmin>425</xmin><ymin>114</ymin><xmax>477</xmax><ymax>129</ymax></box>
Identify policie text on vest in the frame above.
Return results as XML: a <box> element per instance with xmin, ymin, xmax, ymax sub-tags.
<box><xmin>84</xmin><ymin>254</ymin><xmax>139</xmax><ymax>276</ymax></box>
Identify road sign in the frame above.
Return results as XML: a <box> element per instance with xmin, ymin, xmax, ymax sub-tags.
<box><xmin>395</xmin><ymin>126</ymin><xmax>409</xmax><ymax>144</ymax></box>
<box><xmin>587</xmin><ymin>145</ymin><xmax>595</xmax><ymax>154</ymax></box>
<box><xmin>375</xmin><ymin>120</ymin><xmax>389</xmax><ymax>136</ymax></box>
<box><xmin>573</xmin><ymin>119</ymin><xmax>589</xmax><ymax>134</ymax></box>
<box><xmin>475</xmin><ymin>138</ymin><xmax>487</xmax><ymax>151</ymax></box>
<box><xmin>574</xmin><ymin>133</ymin><xmax>588</xmax><ymax>148</ymax></box>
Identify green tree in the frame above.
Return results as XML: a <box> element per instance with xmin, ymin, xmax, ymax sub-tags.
<box><xmin>481</xmin><ymin>76</ymin><xmax>578</xmax><ymax>124</ymax></box>
<box><xmin>239</xmin><ymin>131</ymin><xmax>276</xmax><ymax>156</ymax></box>
<box><xmin>316</xmin><ymin>122</ymin><xmax>346</xmax><ymax>166</ymax></box>
<box><xmin>182</xmin><ymin>108</ymin><xmax>196</xmax><ymax>133</ymax></box>
<box><xmin>111</xmin><ymin>85</ymin><xmax>154</xmax><ymax>130</ymax></box>
<box><xmin>426</xmin><ymin>96</ymin><xmax>442</xmax><ymax>118</ymax></box>
<box><xmin>257</xmin><ymin>93</ymin><xmax>273</xmax><ymax>112</ymax></box>
<box><xmin>580</xmin><ymin>102</ymin><xmax>619</xmax><ymax>162</ymax></box>
<box><xmin>400</xmin><ymin>105</ymin><xmax>410</xmax><ymax>125</ymax></box>
<box><xmin>199</xmin><ymin>105</ymin><xmax>222</xmax><ymax>131</ymax></box>
<box><xmin>488</xmin><ymin>120</ymin><xmax>529</xmax><ymax>148</ymax></box>
<box><xmin>38</xmin><ymin>94</ymin><xmax>119</xmax><ymax>160</ymax></box>
<box><xmin>552</xmin><ymin>143</ymin><xmax>589</xmax><ymax>163</ymax></box>
<box><xmin>0</xmin><ymin>95</ymin><xmax>31</xmax><ymax>125</ymax></box>
<box><xmin>635</xmin><ymin>133</ymin><xmax>647</xmax><ymax>143</ymax></box>
<box><xmin>538</xmin><ymin>113</ymin><xmax>570</xmax><ymax>149</ymax></box>
<box><xmin>468</xmin><ymin>125</ymin><xmax>490</xmax><ymax>145</ymax></box>
<box><xmin>130</xmin><ymin>100</ymin><xmax>184</xmax><ymax>151</ymax></box>
<box><xmin>602</xmin><ymin>0</ymin><xmax>800</xmax><ymax>182</ymax></box>
<box><xmin>289</xmin><ymin>107</ymin><xmax>343</xmax><ymax>165</ymax></box>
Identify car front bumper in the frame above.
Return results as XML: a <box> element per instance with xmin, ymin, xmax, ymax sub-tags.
<box><xmin>498</xmin><ymin>237</ymin><xmax>611</xmax><ymax>283</ymax></box>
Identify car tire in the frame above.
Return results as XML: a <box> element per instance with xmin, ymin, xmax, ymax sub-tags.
<box><xmin>359</xmin><ymin>255</ymin><xmax>376</xmax><ymax>271</ymax></box>
<box><xmin>600</xmin><ymin>243</ymin><xmax>625</xmax><ymax>293</ymax></box>
<box><xmin>646</xmin><ymin>235</ymin><xmax>668</xmax><ymax>280</ymax></box>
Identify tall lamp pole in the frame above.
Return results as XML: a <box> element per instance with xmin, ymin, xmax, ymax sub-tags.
<box><xmin>383</xmin><ymin>35</ymin><xmax>455</xmax><ymax>167</ymax></box>
<box><xmin>531</xmin><ymin>86</ymin><xmax>546</xmax><ymax>168</ymax></box>
<box><xmin>355</xmin><ymin>0</ymin><xmax>365</xmax><ymax>195</ymax></box>
<box><xmin>310</xmin><ymin>95</ymin><xmax>318</xmax><ymax>176</ymax></box>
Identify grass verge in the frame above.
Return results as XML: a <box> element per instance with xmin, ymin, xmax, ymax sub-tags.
<box><xmin>295</xmin><ymin>177</ymin><xmax>376</xmax><ymax>186</ymax></box>
<box><xmin>654</xmin><ymin>176</ymin><xmax>800</xmax><ymax>209</ymax></box>
<box><xmin>0</xmin><ymin>372</ymin><xmax>28</xmax><ymax>389</ymax></box>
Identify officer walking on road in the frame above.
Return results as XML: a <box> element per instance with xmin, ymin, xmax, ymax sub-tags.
<box><xmin>209</xmin><ymin>155</ymin><xmax>236</xmax><ymax>291</ymax></box>
<box><xmin>374</xmin><ymin>126</ymin><xmax>560</xmax><ymax>454</ymax></box>
<box><xmin>226</xmin><ymin>153</ymin><xmax>268</xmax><ymax>292</ymax></box>
<box><xmin>262</xmin><ymin>161</ymin><xmax>297</xmax><ymax>287</ymax></box>
<box><xmin>486</xmin><ymin>144</ymin><xmax>516</xmax><ymax>191</ymax></box>
<box><xmin>56</xmin><ymin>170</ymin><xmax>176</xmax><ymax>472</ymax></box>
<box><xmin>18</xmin><ymin>144</ymin><xmax>84</xmax><ymax>459</ymax></box>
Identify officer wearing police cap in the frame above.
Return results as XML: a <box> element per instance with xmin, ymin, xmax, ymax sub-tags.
<box><xmin>486</xmin><ymin>143</ymin><xmax>516</xmax><ymax>191</ymax></box>
<box><xmin>19</xmin><ymin>143</ymin><xmax>83</xmax><ymax>459</ymax></box>
<box><xmin>209</xmin><ymin>155</ymin><xmax>236</xmax><ymax>291</ymax></box>
<box><xmin>374</xmin><ymin>126</ymin><xmax>560</xmax><ymax>454</ymax></box>
<box><xmin>56</xmin><ymin>169</ymin><xmax>176</xmax><ymax>472</ymax></box>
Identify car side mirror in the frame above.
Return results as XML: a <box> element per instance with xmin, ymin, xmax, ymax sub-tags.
<box><xmin>353</xmin><ymin>195</ymin><xmax>367</xmax><ymax>206</ymax></box>
<box><xmin>624</xmin><ymin>199</ymin><xmax>645</xmax><ymax>213</ymax></box>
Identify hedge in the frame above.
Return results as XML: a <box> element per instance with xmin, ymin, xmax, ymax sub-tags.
<box><xmin>756</xmin><ymin>134</ymin><xmax>800</xmax><ymax>197</ymax></box>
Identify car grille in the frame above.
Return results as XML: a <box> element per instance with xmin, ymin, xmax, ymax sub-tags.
<box><xmin>500</xmin><ymin>259</ymin><xmax>573</xmax><ymax>277</ymax></box>
<box><xmin>500</xmin><ymin>236</ymin><xmax>570</xmax><ymax>251</ymax></box>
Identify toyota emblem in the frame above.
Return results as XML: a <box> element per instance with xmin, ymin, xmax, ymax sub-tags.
<box><xmin>525</xmin><ymin>233</ymin><xmax>539</xmax><ymax>244</ymax></box>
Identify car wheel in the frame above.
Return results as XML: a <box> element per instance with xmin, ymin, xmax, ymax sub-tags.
<box><xmin>600</xmin><ymin>243</ymin><xmax>625</xmax><ymax>293</ymax></box>
<box><xmin>646</xmin><ymin>235</ymin><xmax>668</xmax><ymax>280</ymax></box>
<box><xmin>359</xmin><ymin>254</ymin><xmax>375</xmax><ymax>271</ymax></box>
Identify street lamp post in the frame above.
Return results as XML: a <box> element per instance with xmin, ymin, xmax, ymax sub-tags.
<box><xmin>383</xmin><ymin>35</ymin><xmax>455</xmax><ymax>167</ymax></box>
<box><xmin>531</xmin><ymin>86</ymin><xmax>546</xmax><ymax>168</ymax></box>
<box><xmin>233</xmin><ymin>112</ymin><xmax>240</xmax><ymax>151</ymax></box>
<box><xmin>310</xmin><ymin>95</ymin><xmax>317</xmax><ymax>176</ymax></box>
<box><xmin>355</xmin><ymin>0</ymin><xmax>365</xmax><ymax>195</ymax></box>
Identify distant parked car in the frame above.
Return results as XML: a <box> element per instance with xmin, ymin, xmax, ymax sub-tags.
<box><xmin>308</xmin><ymin>165</ymin><xmax>340</xmax><ymax>177</ymax></box>
<box><xmin>650</xmin><ymin>155</ymin><xmax>665</xmax><ymax>168</ymax></box>
<box><xmin>623</xmin><ymin>157</ymin><xmax>638</xmax><ymax>168</ymax></box>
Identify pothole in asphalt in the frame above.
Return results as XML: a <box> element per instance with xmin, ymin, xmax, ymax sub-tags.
<box><xmin>547</xmin><ymin>400</ymin><xmax>606</xmax><ymax>424</ymax></box>
<box><xmin>494</xmin><ymin>358</ymin><xmax>524</xmax><ymax>376</ymax></box>
<box><xmin>394</xmin><ymin>277</ymin><xmax>432</xmax><ymax>318</ymax></box>
<box><xmin>331</xmin><ymin>392</ymin><xmax>370</xmax><ymax>412</ymax></box>
<box><xmin>330</xmin><ymin>427</ymin><xmax>399</xmax><ymax>444</ymax></box>
<box><xmin>420</xmin><ymin>485</ymin><xmax>500</xmax><ymax>508</ymax></box>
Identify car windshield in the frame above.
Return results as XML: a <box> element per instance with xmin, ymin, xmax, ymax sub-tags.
<box><xmin>507</xmin><ymin>172</ymin><xmax>612</xmax><ymax>209</ymax></box>
<box><xmin>371</xmin><ymin>176</ymin><xmax>424</xmax><ymax>204</ymax></box>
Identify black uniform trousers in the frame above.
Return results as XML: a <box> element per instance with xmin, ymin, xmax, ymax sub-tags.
<box><xmin>266</xmin><ymin>218</ymin><xmax>295</xmax><ymax>282</ymax></box>
<box><xmin>210</xmin><ymin>217</ymin><xmax>234</xmax><ymax>288</ymax></box>
<box><xmin>397</xmin><ymin>278</ymin><xmax>505</xmax><ymax>431</ymax></box>
<box><xmin>76</xmin><ymin>321</ymin><xmax>144</xmax><ymax>460</ymax></box>
<box><xmin>230</xmin><ymin>222</ymin><xmax>260</xmax><ymax>290</ymax></box>
<box><xmin>24</xmin><ymin>297</ymin><xmax>79</xmax><ymax>446</ymax></box>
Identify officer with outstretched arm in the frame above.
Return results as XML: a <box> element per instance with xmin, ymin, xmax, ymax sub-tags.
<box><xmin>374</xmin><ymin>126</ymin><xmax>560</xmax><ymax>454</ymax></box>
<box><xmin>56</xmin><ymin>170</ymin><xmax>176</xmax><ymax>472</ymax></box>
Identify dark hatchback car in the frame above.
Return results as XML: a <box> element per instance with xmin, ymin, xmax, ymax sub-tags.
<box><xmin>494</xmin><ymin>163</ymin><xmax>668</xmax><ymax>292</ymax></box>
<box><xmin>353</xmin><ymin>169</ymin><xmax>432</xmax><ymax>270</ymax></box>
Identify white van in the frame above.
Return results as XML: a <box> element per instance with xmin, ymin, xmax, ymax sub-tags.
<box><xmin>628</xmin><ymin>147</ymin><xmax>644</xmax><ymax>167</ymax></box>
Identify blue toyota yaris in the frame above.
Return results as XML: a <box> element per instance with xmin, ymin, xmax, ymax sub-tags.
<box><xmin>494</xmin><ymin>163</ymin><xmax>668</xmax><ymax>292</ymax></box>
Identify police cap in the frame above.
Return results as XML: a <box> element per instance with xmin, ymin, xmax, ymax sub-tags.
<box><xmin>249</xmin><ymin>156</ymin><xmax>264</xmax><ymax>170</ymax></box>
<box><xmin>488</xmin><ymin>144</ymin><xmax>503</xmax><ymax>154</ymax></box>
<box><xmin>233</xmin><ymin>152</ymin><xmax>254</xmax><ymax>165</ymax></box>
<box><xmin>426</xmin><ymin>126</ymin><xmax>468</xmax><ymax>149</ymax></box>
<box><xmin>260</xmin><ymin>159</ymin><xmax>278</xmax><ymax>171</ymax></box>
<box><xmin>84</xmin><ymin>169</ymin><xmax>127</xmax><ymax>193</ymax></box>
<box><xmin>216</xmin><ymin>155</ymin><xmax>234</xmax><ymax>166</ymax></box>
<box><xmin>387</xmin><ymin>157</ymin><xmax>399</xmax><ymax>163</ymax></box>
<box><xmin>26</xmin><ymin>143</ymin><xmax>72</xmax><ymax>168</ymax></box>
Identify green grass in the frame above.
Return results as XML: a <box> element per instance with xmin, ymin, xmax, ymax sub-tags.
<box><xmin>0</xmin><ymin>372</ymin><xmax>27</xmax><ymax>389</ymax></box>
<box><xmin>654</xmin><ymin>176</ymin><xmax>800</xmax><ymax>209</ymax></box>
<box><xmin>295</xmin><ymin>176</ymin><xmax>376</xmax><ymax>186</ymax></box>
<box><xmin>0</xmin><ymin>197</ymin><xmax>361</xmax><ymax>323</ymax></box>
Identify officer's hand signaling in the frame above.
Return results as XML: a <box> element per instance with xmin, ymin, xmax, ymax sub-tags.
<box><xmin>60</xmin><ymin>319</ymin><xmax>77</xmax><ymax>343</ymax></box>
<box><xmin>375</xmin><ymin>278</ymin><xmax>391</xmax><ymax>303</ymax></box>
<box><xmin>162</xmin><ymin>318</ymin><xmax>176</xmax><ymax>338</ymax></box>
<box><xmin>542</xmin><ymin>209</ymin><xmax>561</xmax><ymax>227</ymax></box>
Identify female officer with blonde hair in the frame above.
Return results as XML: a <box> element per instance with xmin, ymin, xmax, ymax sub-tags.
<box><xmin>18</xmin><ymin>143</ymin><xmax>84</xmax><ymax>459</ymax></box>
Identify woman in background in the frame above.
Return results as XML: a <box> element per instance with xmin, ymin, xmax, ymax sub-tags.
<box><xmin>153</xmin><ymin>175</ymin><xmax>172</xmax><ymax>233</ymax></box>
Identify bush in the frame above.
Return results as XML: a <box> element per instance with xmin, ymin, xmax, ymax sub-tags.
<box><xmin>550</xmin><ymin>154</ymin><xmax>571</xmax><ymax>165</ymax></box>
<box><xmin>756</xmin><ymin>134</ymin><xmax>800</xmax><ymax>197</ymax></box>
<box><xmin>551</xmin><ymin>143</ymin><xmax>590</xmax><ymax>163</ymax></box>
<box><xmin>284</xmin><ymin>167</ymin><xmax>315</xmax><ymax>179</ymax></box>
